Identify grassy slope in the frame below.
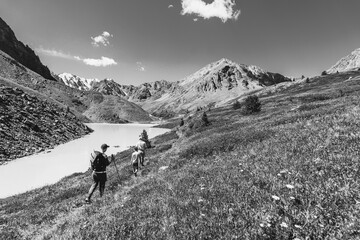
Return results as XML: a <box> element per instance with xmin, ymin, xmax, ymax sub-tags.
<box><xmin>1</xmin><ymin>72</ymin><xmax>360</xmax><ymax>239</ymax></box>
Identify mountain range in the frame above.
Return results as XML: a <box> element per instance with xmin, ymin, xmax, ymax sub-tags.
<box><xmin>57</xmin><ymin>58</ymin><xmax>291</xmax><ymax>116</ymax></box>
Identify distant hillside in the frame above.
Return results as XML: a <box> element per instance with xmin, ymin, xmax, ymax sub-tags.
<box><xmin>0</xmin><ymin>79</ymin><xmax>93</xmax><ymax>164</ymax></box>
<box><xmin>0</xmin><ymin>50</ymin><xmax>152</xmax><ymax>123</ymax></box>
<box><xmin>327</xmin><ymin>48</ymin><xmax>360</xmax><ymax>73</ymax></box>
<box><xmin>0</xmin><ymin>17</ymin><xmax>55</xmax><ymax>80</ymax></box>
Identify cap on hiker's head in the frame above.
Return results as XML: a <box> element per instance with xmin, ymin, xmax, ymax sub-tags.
<box><xmin>101</xmin><ymin>143</ymin><xmax>110</xmax><ymax>149</ymax></box>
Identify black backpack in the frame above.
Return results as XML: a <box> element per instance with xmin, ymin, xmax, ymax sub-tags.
<box><xmin>90</xmin><ymin>151</ymin><xmax>106</xmax><ymax>171</ymax></box>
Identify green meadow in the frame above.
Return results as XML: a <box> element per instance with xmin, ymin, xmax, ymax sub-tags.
<box><xmin>1</xmin><ymin>71</ymin><xmax>360</xmax><ymax>239</ymax></box>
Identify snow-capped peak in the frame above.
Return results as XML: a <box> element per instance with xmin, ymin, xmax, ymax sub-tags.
<box><xmin>58</xmin><ymin>73</ymin><xmax>99</xmax><ymax>91</ymax></box>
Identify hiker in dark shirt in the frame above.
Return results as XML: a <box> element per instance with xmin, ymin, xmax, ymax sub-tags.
<box><xmin>85</xmin><ymin>143</ymin><xmax>114</xmax><ymax>203</ymax></box>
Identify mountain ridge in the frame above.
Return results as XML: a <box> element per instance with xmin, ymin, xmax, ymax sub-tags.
<box><xmin>0</xmin><ymin>17</ymin><xmax>55</xmax><ymax>80</ymax></box>
<box><xmin>57</xmin><ymin>58</ymin><xmax>291</xmax><ymax>116</ymax></box>
<box><xmin>327</xmin><ymin>48</ymin><xmax>360</xmax><ymax>73</ymax></box>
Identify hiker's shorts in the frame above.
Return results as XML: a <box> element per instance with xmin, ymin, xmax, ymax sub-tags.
<box><xmin>92</xmin><ymin>171</ymin><xmax>107</xmax><ymax>183</ymax></box>
<box><xmin>139</xmin><ymin>150</ymin><xmax>145</xmax><ymax>159</ymax></box>
<box><xmin>132</xmin><ymin>161</ymin><xmax>138</xmax><ymax>170</ymax></box>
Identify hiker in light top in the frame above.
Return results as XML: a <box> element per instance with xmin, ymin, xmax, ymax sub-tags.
<box><xmin>85</xmin><ymin>143</ymin><xmax>114</xmax><ymax>203</ymax></box>
<box><xmin>131</xmin><ymin>147</ymin><xmax>142</xmax><ymax>177</ymax></box>
<box><xmin>136</xmin><ymin>138</ymin><xmax>147</xmax><ymax>166</ymax></box>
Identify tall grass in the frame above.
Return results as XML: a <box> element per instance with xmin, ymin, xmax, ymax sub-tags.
<box><xmin>1</xmin><ymin>72</ymin><xmax>360</xmax><ymax>239</ymax></box>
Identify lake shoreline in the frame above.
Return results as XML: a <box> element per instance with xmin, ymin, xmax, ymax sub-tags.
<box><xmin>0</xmin><ymin>123</ymin><xmax>170</xmax><ymax>199</ymax></box>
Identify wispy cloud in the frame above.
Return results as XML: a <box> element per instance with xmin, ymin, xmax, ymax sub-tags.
<box><xmin>181</xmin><ymin>0</ymin><xmax>240</xmax><ymax>23</ymax></box>
<box><xmin>36</xmin><ymin>47</ymin><xmax>74</xmax><ymax>59</ymax></box>
<box><xmin>91</xmin><ymin>31</ymin><xmax>113</xmax><ymax>47</ymax></box>
<box><xmin>168</xmin><ymin>4</ymin><xmax>174</xmax><ymax>8</ymax></box>
<box><xmin>36</xmin><ymin>47</ymin><xmax>117</xmax><ymax>67</ymax></box>
<box><xmin>136</xmin><ymin>62</ymin><xmax>146</xmax><ymax>72</ymax></box>
<box><xmin>81</xmin><ymin>57</ymin><xmax>118</xmax><ymax>67</ymax></box>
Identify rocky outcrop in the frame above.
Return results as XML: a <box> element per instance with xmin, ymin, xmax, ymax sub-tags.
<box><xmin>0</xmin><ymin>17</ymin><xmax>55</xmax><ymax>80</ymax></box>
<box><xmin>0</xmin><ymin>86</ymin><xmax>92</xmax><ymax>164</ymax></box>
<box><xmin>327</xmin><ymin>48</ymin><xmax>360</xmax><ymax>74</ymax></box>
<box><xmin>91</xmin><ymin>79</ymin><xmax>127</xmax><ymax>97</ymax></box>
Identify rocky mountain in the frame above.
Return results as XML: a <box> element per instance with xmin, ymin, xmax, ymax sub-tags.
<box><xmin>327</xmin><ymin>48</ymin><xmax>360</xmax><ymax>74</ymax></box>
<box><xmin>0</xmin><ymin>50</ymin><xmax>152</xmax><ymax>123</ymax></box>
<box><xmin>57</xmin><ymin>59</ymin><xmax>290</xmax><ymax>116</ymax></box>
<box><xmin>57</xmin><ymin>73</ymin><xmax>178</xmax><ymax>101</ymax></box>
<box><xmin>0</xmin><ymin>83</ymin><xmax>93</xmax><ymax>164</ymax></box>
<box><xmin>0</xmin><ymin>17</ymin><xmax>55</xmax><ymax>80</ymax></box>
<box><xmin>133</xmin><ymin>58</ymin><xmax>291</xmax><ymax>115</ymax></box>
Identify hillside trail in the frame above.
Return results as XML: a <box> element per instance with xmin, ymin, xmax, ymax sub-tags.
<box><xmin>32</xmin><ymin>155</ymin><xmax>173</xmax><ymax>239</ymax></box>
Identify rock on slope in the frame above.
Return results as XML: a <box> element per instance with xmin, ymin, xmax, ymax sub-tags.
<box><xmin>327</xmin><ymin>48</ymin><xmax>360</xmax><ymax>74</ymax></box>
<box><xmin>0</xmin><ymin>84</ymin><xmax>92</xmax><ymax>164</ymax></box>
<box><xmin>0</xmin><ymin>17</ymin><xmax>55</xmax><ymax>80</ymax></box>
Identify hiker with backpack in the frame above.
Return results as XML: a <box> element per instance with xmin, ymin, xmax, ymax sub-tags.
<box><xmin>136</xmin><ymin>137</ymin><xmax>147</xmax><ymax>167</ymax></box>
<box><xmin>131</xmin><ymin>147</ymin><xmax>142</xmax><ymax>177</ymax></box>
<box><xmin>85</xmin><ymin>143</ymin><xmax>115</xmax><ymax>203</ymax></box>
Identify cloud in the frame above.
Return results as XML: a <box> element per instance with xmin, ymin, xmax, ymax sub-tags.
<box><xmin>81</xmin><ymin>57</ymin><xmax>118</xmax><ymax>67</ymax></box>
<box><xmin>168</xmin><ymin>4</ymin><xmax>174</xmax><ymax>8</ymax></box>
<box><xmin>36</xmin><ymin>47</ymin><xmax>117</xmax><ymax>67</ymax></box>
<box><xmin>136</xmin><ymin>62</ymin><xmax>146</xmax><ymax>72</ymax></box>
<box><xmin>181</xmin><ymin>0</ymin><xmax>240</xmax><ymax>22</ymax></box>
<box><xmin>91</xmin><ymin>31</ymin><xmax>113</xmax><ymax>47</ymax></box>
<box><xmin>36</xmin><ymin>47</ymin><xmax>74</xmax><ymax>59</ymax></box>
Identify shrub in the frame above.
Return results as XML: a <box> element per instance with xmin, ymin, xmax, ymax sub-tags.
<box><xmin>321</xmin><ymin>70</ymin><xmax>328</xmax><ymax>76</ymax></box>
<box><xmin>201</xmin><ymin>112</ymin><xmax>210</xmax><ymax>125</ymax></box>
<box><xmin>232</xmin><ymin>100</ymin><xmax>241</xmax><ymax>110</ymax></box>
<box><xmin>180</xmin><ymin>118</ymin><xmax>184</xmax><ymax>127</ymax></box>
<box><xmin>244</xmin><ymin>95</ymin><xmax>261</xmax><ymax>114</ymax></box>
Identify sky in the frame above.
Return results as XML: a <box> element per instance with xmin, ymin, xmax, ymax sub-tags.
<box><xmin>1</xmin><ymin>0</ymin><xmax>360</xmax><ymax>85</ymax></box>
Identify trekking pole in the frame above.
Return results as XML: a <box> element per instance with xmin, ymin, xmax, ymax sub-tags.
<box><xmin>112</xmin><ymin>154</ymin><xmax>122</xmax><ymax>183</ymax></box>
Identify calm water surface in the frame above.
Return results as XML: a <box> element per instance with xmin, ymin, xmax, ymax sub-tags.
<box><xmin>0</xmin><ymin>123</ymin><xmax>169</xmax><ymax>198</ymax></box>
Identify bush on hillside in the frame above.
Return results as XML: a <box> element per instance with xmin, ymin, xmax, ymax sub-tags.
<box><xmin>244</xmin><ymin>95</ymin><xmax>261</xmax><ymax>114</ymax></box>
<box><xmin>321</xmin><ymin>70</ymin><xmax>328</xmax><ymax>76</ymax></box>
<box><xmin>232</xmin><ymin>100</ymin><xmax>241</xmax><ymax>110</ymax></box>
<box><xmin>201</xmin><ymin>112</ymin><xmax>210</xmax><ymax>125</ymax></box>
<box><xmin>180</xmin><ymin>118</ymin><xmax>184</xmax><ymax>127</ymax></box>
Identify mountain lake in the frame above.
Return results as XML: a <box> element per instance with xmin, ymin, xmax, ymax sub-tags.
<box><xmin>0</xmin><ymin>123</ymin><xmax>169</xmax><ymax>198</ymax></box>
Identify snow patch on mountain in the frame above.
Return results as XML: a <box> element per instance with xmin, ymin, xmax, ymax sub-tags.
<box><xmin>58</xmin><ymin>73</ymin><xmax>99</xmax><ymax>91</ymax></box>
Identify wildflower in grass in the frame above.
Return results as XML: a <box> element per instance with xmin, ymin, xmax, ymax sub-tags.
<box><xmin>272</xmin><ymin>195</ymin><xmax>280</xmax><ymax>201</ymax></box>
<box><xmin>280</xmin><ymin>222</ymin><xmax>288</xmax><ymax>228</ymax></box>
<box><xmin>285</xmin><ymin>184</ymin><xmax>295</xmax><ymax>189</ymax></box>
